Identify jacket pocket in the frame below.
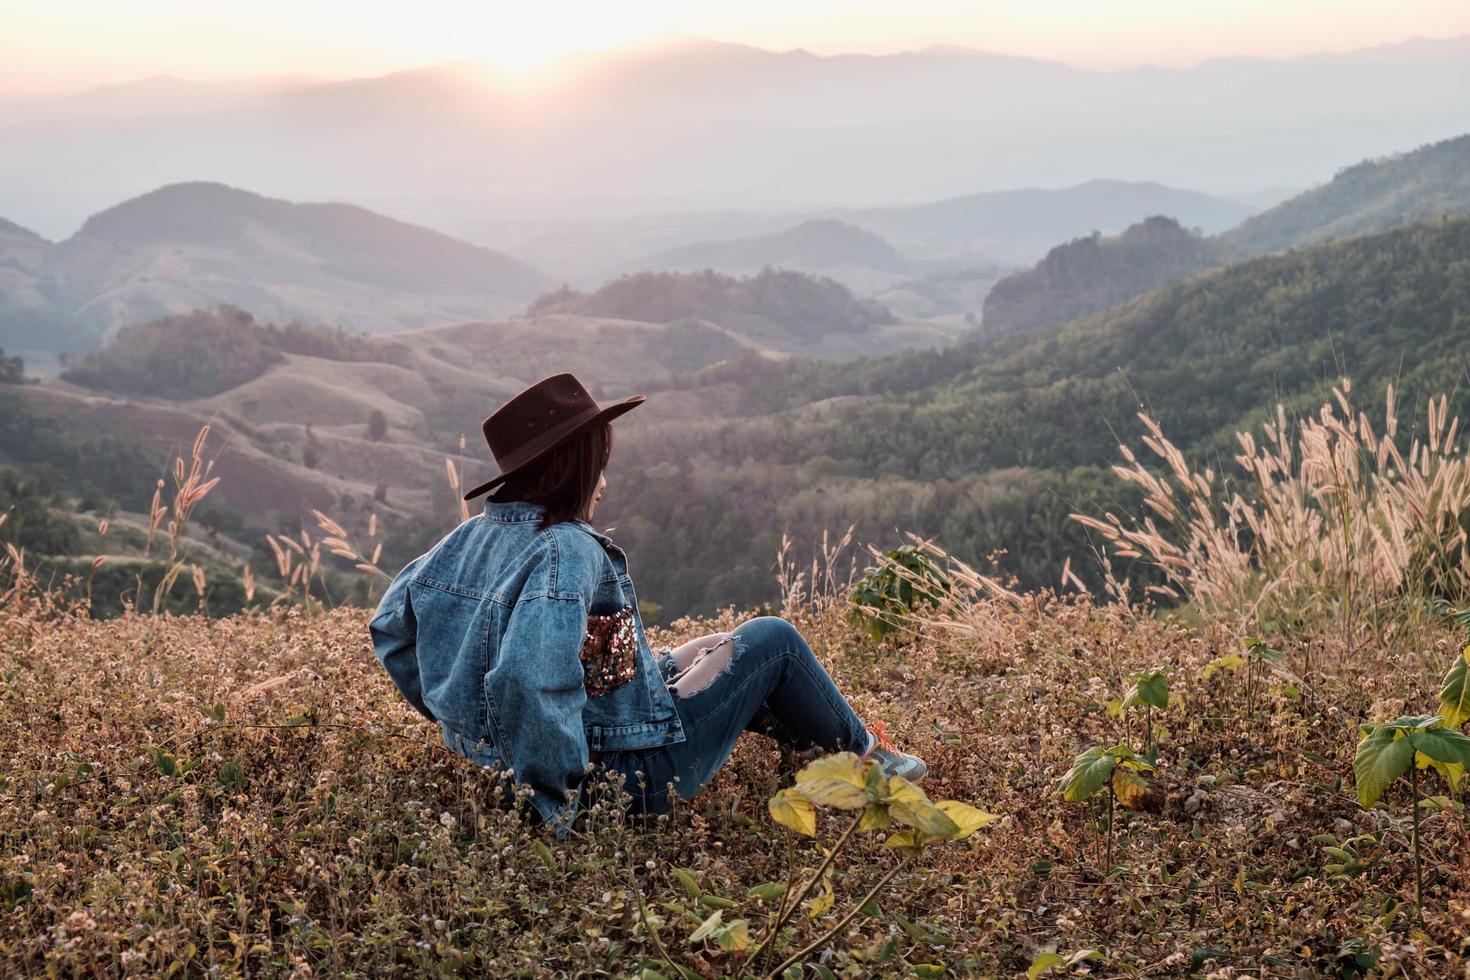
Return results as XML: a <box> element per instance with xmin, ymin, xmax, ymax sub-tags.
<box><xmin>580</xmin><ymin>602</ymin><xmax>638</xmax><ymax>698</ymax></box>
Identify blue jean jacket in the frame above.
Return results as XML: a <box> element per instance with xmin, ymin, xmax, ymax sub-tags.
<box><xmin>368</xmin><ymin>498</ymin><xmax>686</xmax><ymax>834</ymax></box>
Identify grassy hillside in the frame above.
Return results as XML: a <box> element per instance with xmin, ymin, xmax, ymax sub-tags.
<box><xmin>527</xmin><ymin>268</ymin><xmax>898</xmax><ymax>346</ymax></box>
<box><xmin>2</xmin><ymin>563</ymin><xmax>1466</xmax><ymax>974</ymax></box>
<box><xmin>872</xmin><ymin>264</ymin><xmax>1012</xmax><ymax>320</ymax></box>
<box><xmin>1</xmin><ymin>307</ymin><xmax>792</xmax><ymax>611</ymax></box>
<box><xmin>8</xmin><ymin>218</ymin><xmax>1469</xmax><ymax>622</ymax></box>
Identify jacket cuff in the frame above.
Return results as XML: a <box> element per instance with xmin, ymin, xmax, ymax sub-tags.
<box><xmin>530</xmin><ymin>777</ymin><xmax>589</xmax><ymax>837</ymax></box>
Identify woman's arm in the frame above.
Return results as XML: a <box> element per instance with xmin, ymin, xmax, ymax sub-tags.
<box><xmin>368</xmin><ymin>556</ymin><xmax>434</xmax><ymax>720</ymax></box>
<box><xmin>485</xmin><ymin>591</ymin><xmax>592</xmax><ymax>836</ymax></box>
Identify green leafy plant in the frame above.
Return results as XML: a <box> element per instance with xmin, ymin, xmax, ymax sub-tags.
<box><xmin>846</xmin><ymin>544</ymin><xmax>952</xmax><ymax>642</ymax></box>
<box><xmin>1352</xmin><ymin>714</ymin><xmax>1470</xmax><ymax>911</ymax></box>
<box><xmin>1108</xmin><ymin>667</ymin><xmax>1168</xmax><ymax>755</ymax></box>
<box><xmin>638</xmin><ymin>752</ymin><xmax>996</xmax><ymax>978</ymax></box>
<box><xmin>1059</xmin><ymin>744</ymin><xmax>1156</xmax><ymax>872</ymax></box>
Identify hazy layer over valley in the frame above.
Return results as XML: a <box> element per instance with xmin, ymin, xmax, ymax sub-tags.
<box><xmin>2</xmin><ymin>34</ymin><xmax>1466</xmax><ymax>251</ymax></box>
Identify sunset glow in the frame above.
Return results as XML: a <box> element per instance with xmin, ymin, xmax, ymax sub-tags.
<box><xmin>1</xmin><ymin>0</ymin><xmax>1466</xmax><ymax>94</ymax></box>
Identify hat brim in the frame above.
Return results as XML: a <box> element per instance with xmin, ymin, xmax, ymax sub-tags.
<box><xmin>461</xmin><ymin>393</ymin><xmax>646</xmax><ymax>500</ymax></box>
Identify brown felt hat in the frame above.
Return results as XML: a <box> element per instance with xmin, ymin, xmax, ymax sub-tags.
<box><xmin>461</xmin><ymin>372</ymin><xmax>645</xmax><ymax>500</ymax></box>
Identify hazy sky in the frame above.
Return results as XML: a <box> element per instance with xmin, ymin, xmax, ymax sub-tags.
<box><xmin>3</xmin><ymin>0</ymin><xmax>1468</xmax><ymax>93</ymax></box>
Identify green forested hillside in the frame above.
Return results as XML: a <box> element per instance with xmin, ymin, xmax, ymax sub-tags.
<box><xmin>605</xmin><ymin>217</ymin><xmax>1470</xmax><ymax>614</ymax></box>
<box><xmin>59</xmin><ymin>307</ymin><xmax>393</xmax><ymax>398</ymax></box>
<box><xmin>1224</xmin><ymin>132</ymin><xmax>1470</xmax><ymax>254</ymax></box>
<box><xmin>980</xmin><ymin>216</ymin><xmax>1235</xmax><ymax>336</ymax></box>
<box><xmin>970</xmin><ymin>133</ymin><xmax>1470</xmax><ymax>340</ymax></box>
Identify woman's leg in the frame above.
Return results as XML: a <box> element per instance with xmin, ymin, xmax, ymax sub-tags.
<box><xmin>665</xmin><ymin>631</ymin><xmax>735</xmax><ymax>675</ymax></box>
<box><xmin>599</xmin><ymin>615</ymin><xmax>871</xmax><ymax>813</ymax></box>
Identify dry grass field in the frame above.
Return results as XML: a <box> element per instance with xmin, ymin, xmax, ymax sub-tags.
<box><xmin>4</xmin><ymin>384</ymin><xmax>1470</xmax><ymax>977</ymax></box>
<box><xmin>2</xmin><ymin>572</ymin><xmax>1468</xmax><ymax>977</ymax></box>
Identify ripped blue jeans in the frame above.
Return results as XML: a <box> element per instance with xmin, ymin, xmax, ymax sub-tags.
<box><xmin>590</xmin><ymin>615</ymin><xmax>871</xmax><ymax>813</ymax></box>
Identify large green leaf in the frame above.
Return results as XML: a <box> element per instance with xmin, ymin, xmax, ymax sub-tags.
<box><xmin>794</xmin><ymin>753</ymin><xmax>872</xmax><ymax>809</ymax></box>
<box><xmin>1408</xmin><ymin>725</ymin><xmax>1470</xmax><ymax>768</ymax></box>
<box><xmin>1353</xmin><ymin>725</ymin><xmax>1416</xmax><ymax>807</ymax></box>
<box><xmin>1060</xmin><ymin>746</ymin><xmax>1116</xmax><ymax>803</ymax></box>
<box><xmin>1123</xmin><ymin>669</ymin><xmax>1169</xmax><ymax>711</ymax></box>
<box><xmin>1439</xmin><ymin>646</ymin><xmax>1470</xmax><ymax>729</ymax></box>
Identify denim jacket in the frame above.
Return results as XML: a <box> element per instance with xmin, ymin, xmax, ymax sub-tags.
<box><xmin>368</xmin><ymin>498</ymin><xmax>686</xmax><ymax>834</ymax></box>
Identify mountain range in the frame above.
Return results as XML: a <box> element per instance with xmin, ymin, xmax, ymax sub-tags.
<box><xmin>601</xmin><ymin>181</ymin><xmax>1255</xmax><ymax>289</ymax></box>
<box><xmin>0</xmin><ymin>183</ymin><xmax>552</xmax><ymax>350</ymax></box>
<box><xmin>0</xmin><ymin>177</ymin><xmax>1264</xmax><ymax>354</ymax></box>
<box><xmin>3</xmin><ymin>130</ymin><xmax>1469</xmax><ymax>619</ymax></box>
<box><xmin>2</xmin><ymin>33</ymin><xmax>1466</xmax><ymax>247</ymax></box>
<box><xmin>978</xmin><ymin>133</ymin><xmax>1470</xmax><ymax>336</ymax></box>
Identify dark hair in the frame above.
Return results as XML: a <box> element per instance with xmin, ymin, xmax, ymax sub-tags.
<box><xmin>487</xmin><ymin>421</ymin><xmax>613</xmax><ymax>532</ymax></box>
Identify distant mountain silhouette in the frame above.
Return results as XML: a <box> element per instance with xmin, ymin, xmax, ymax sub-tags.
<box><xmin>622</xmin><ymin>219</ymin><xmax>910</xmax><ymax>291</ymax></box>
<box><xmin>0</xmin><ymin>182</ymin><xmax>554</xmax><ymax>347</ymax></box>
<box><xmin>3</xmin><ymin>33</ymin><xmax>1467</xmax><ymax>241</ymax></box>
<box><xmin>515</xmin><ymin>180</ymin><xmax>1252</xmax><ymax>285</ymax></box>
<box><xmin>840</xmin><ymin>179</ymin><xmax>1252</xmax><ymax>266</ymax></box>
<box><xmin>0</xmin><ymin>218</ymin><xmax>44</xmax><ymax>242</ymax></box>
<box><xmin>1223</xmin><ymin>132</ymin><xmax>1470</xmax><ymax>253</ymax></box>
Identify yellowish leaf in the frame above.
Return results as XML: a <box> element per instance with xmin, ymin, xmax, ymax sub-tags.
<box><xmin>768</xmin><ymin>788</ymin><xmax>816</xmax><ymax>837</ymax></box>
<box><xmin>935</xmin><ymin>800</ymin><xmax>999</xmax><ymax>839</ymax></box>
<box><xmin>808</xmin><ymin>884</ymin><xmax>834</xmax><ymax>918</ymax></box>
<box><xmin>858</xmin><ymin>802</ymin><xmax>891</xmax><ymax>831</ymax></box>
<box><xmin>1111</xmin><ymin>767</ymin><xmax>1151</xmax><ymax>808</ymax></box>
<box><xmin>887</xmin><ymin>776</ymin><xmax>960</xmax><ymax>837</ymax></box>
<box><xmin>794</xmin><ymin>753</ymin><xmax>871</xmax><ymax>809</ymax></box>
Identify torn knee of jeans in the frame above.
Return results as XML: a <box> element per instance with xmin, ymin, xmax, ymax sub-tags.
<box><xmin>669</xmin><ymin>631</ymin><xmax>742</xmax><ymax>698</ymax></box>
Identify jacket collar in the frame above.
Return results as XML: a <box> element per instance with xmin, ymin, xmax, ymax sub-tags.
<box><xmin>481</xmin><ymin>498</ymin><xmax>617</xmax><ymax>549</ymax></box>
<box><xmin>569</xmin><ymin>518</ymin><xmax>616</xmax><ymax>549</ymax></box>
<box><xmin>482</xmin><ymin>499</ymin><xmax>548</xmax><ymax>523</ymax></box>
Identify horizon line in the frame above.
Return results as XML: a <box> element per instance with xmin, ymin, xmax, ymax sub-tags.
<box><xmin>8</xmin><ymin>29</ymin><xmax>1469</xmax><ymax>101</ymax></box>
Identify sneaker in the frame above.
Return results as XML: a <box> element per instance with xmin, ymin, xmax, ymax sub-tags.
<box><xmin>862</xmin><ymin>723</ymin><xmax>928</xmax><ymax>781</ymax></box>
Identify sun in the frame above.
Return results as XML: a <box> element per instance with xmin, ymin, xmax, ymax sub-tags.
<box><xmin>449</xmin><ymin>4</ymin><xmax>664</xmax><ymax>72</ymax></box>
